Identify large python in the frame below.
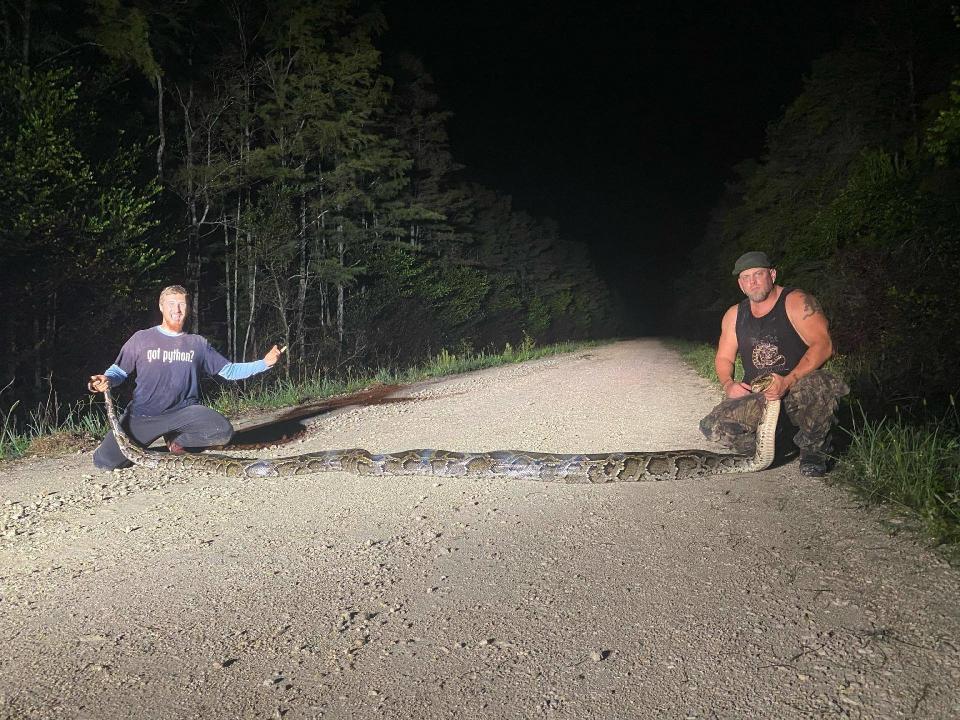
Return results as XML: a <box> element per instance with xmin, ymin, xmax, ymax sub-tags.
<box><xmin>102</xmin><ymin>378</ymin><xmax>778</xmax><ymax>483</ymax></box>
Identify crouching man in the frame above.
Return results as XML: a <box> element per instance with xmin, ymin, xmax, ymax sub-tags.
<box><xmin>699</xmin><ymin>252</ymin><xmax>848</xmax><ymax>476</ymax></box>
<box><xmin>87</xmin><ymin>285</ymin><xmax>283</xmax><ymax>470</ymax></box>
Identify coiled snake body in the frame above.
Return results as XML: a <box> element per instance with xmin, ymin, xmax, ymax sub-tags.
<box><xmin>103</xmin><ymin>379</ymin><xmax>778</xmax><ymax>483</ymax></box>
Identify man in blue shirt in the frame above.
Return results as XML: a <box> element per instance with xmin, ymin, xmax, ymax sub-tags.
<box><xmin>87</xmin><ymin>285</ymin><xmax>284</xmax><ymax>470</ymax></box>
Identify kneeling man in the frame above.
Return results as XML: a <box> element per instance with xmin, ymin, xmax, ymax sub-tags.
<box><xmin>699</xmin><ymin>252</ymin><xmax>848</xmax><ymax>476</ymax></box>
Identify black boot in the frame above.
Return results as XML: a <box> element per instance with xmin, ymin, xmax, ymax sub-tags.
<box><xmin>798</xmin><ymin>449</ymin><xmax>829</xmax><ymax>477</ymax></box>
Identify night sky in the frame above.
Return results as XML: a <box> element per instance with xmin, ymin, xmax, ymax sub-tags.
<box><xmin>385</xmin><ymin>1</ymin><xmax>852</xmax><ymax>329</ymax></box>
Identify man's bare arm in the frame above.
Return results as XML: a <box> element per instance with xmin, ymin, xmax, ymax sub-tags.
<box><xmin>798</xmin><ymin>292</ymin><xmax>825</xmax><ymax>320</ymax></box>
<box><xmin>715</xmin><ymin>305</ymin><xmax>750</xmax><ymax>398</ymax></box>
<box><xmin>783</xmin><ymin>290</ymin><xmax>833</xmax><ymax>387</ymax></box>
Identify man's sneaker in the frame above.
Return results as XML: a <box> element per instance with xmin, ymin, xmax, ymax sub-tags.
<box><xmin>166</xmin><ymin>438</ymin><xmax>186</xmax><ymax>455</ymax></box>
<box><xmin>799</xmin><ymin>451</ymin><xmax>828</xmax><ymax>477</ymax></box>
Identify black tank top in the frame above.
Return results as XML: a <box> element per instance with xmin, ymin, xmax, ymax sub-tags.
<box><xmin>735</xmin><ymin>287</ymin><xmax>808</xmax><ymax>383</ymax></box>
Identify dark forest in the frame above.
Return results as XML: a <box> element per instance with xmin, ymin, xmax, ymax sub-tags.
<box><xmin>1</xmin><ymin>0</ymin><xmax>619</xmax><ymax>417</ymax></box>
<box><xmin>2</xmin><ymin>0</ymin><xmax>959</xmax><ymax>418</ymax></box>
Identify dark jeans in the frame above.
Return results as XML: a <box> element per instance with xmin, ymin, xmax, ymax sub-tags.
<box><xmin>699</xmin><ymin>370</ymin><xmax>849</xmax><ymax>456</ymax></box>
<box><xmin>93</xmin><ymin>404</ymin><xmax>233</xmax><ymax>470</ymax></box>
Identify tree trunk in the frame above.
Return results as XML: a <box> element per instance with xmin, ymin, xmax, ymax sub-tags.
<box><xmin>337</xmin><ymin>235</ymin><xmax>345</xmax><ymax>345</ymax></box>
<box><xmin>906</xmin><ymin>53</ymin><xmax>917</xmax><ymax>128</ymax></box>
<box><xmin>156</xmin><ymin>73</ymin><xmax>165</xmax><ymax>179</ymax></box>
<box><xmin>242</xmin><ymin>230</ymin><xmax>256</xmax><ymax>361</ymax></box>
<box><xmin>271</xmin><ymin>272</ymin><xmax>292</xmax><ymax>380</ymax></box>
<box><xmin>296</xmin><ymin>187</ymin><xmax>308</xmax><ymax>373</ymax></box>
<box><xmin>32</xmin><ymin>315</ymin><xmax>41</xmax><ymax>391</ymax></box>
<box><xmin>180</xmin><ymin>83</ymin><xmax>202</xmax><ymax>332</ymax></box>
<box><xmin>224</xmin><ymin>202</ymin><xmax>232</xmax><ymax>358</ymax></box>
<box><xmin>1</xmin><ymin>311</ymin><xmax>16</xmax><ymax>388</ymax></box>
<box><xmin>319</xmin><ymin>182</ymin><xmax>328</xmax><ymax>329</ymax></box>
<box><xmin>233</xmin><ymin>195</ymin><xmax>241</xmax><ymax>358</ymax></box>
<box><xmin>21</xmin><ymin>0</ymin><xmax>30</xmax><ymax>66</ymax></box>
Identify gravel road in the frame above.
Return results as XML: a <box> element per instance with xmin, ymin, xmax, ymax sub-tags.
<box><xmin>1</xmin><ymin>339</ymin><xmax>958</xmax><ymax>719</ymax></box>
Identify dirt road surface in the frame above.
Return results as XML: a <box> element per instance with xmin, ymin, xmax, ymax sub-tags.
<box><xmin>1</xmin><ymin>339</ymin><xmax>958</xmax><ymax>719</ymax></box>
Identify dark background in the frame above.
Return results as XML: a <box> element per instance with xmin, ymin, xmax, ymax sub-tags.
<box><xmin>4</xmin><ymin>0</ymin><xmax>958</xmax><ymax>419</ymax></box>
<box><xmin>384</xmin><ymin>0</ymin><xmax>851</xmax><ymax>331</ymax></box>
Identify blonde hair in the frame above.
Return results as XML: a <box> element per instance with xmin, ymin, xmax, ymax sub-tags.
<box><xmin>159</xmin><ymin>285</ymin><xmax>189</xmax><ymax>302</ymax></box>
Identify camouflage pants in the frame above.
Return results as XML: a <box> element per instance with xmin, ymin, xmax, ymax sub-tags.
<box><xmin>699</xmin><ymin>370</ymin><xmax>849</xmax><ymax>455</ymax></box>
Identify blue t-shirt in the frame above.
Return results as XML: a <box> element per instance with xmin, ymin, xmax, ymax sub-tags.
<box><xmin>113</xmin><ymin>327</ymin><xmax>231</xmax><ymax>416</ymax></box>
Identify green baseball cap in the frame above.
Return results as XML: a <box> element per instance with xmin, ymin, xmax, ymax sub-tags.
<box><xmin>732</xmin><ymin>251</ymin><xmax>773</xmax><ymax>276</ymax></box>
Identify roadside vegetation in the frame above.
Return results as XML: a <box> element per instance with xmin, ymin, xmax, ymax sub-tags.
<box><xmin>0</xmin><ymin>338</ymin><xmax>596</xmax><ymax>461</ymax></box>
<box><xmin>669</xmin><ymin>338</ymin><xmax>960</xmax><ymax>547</ymax></box>
<box><xmin>0</xmin><ymin>383</ymin><xmax>108</xmax><ymax>460</ymax></box>
<box><xmin>1</xmin><ymin>1</ymin><xmax>620</xmax><ymax>428</ymax></box>
<box><xmin>835</xmin><ymin>405</ymin><xmax>960</xmax><ymax>545</ymax></box>
<box><xmin>663</xmin><ymin>338</ymin><xmax>741</xmax><ymax>385</ymax></box>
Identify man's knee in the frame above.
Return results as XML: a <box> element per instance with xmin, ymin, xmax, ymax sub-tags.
<box><xmin>785</xmin><ymin>371</ymin><xmax>848</xmax><ymax>430</ymax></box>
<box><xmin>175</xmin><ymin>406</ymin><xmax>234</xmax><ymax>447</ymax></box>
<box><xmin>789</xmin><ymin>370</ymin><xmax>850</xmax><ymax>405</ymax></box>
<box><xmin>209</xmin><ymin>418</ymin><xmax>233</xmax><ymax>446</ymax></box>
<box><xmin>701</xmin><ymin>395</ymin><xmax>764</xmax><ymax>429</ymax></box>
<box><xmin>699</xmin><ymin>414</ymin><xmax>718</xmax><ymax>441</ymax></box>
<box><xmin>701</xmin><ymin>394</ymin><xmax>767</xmax><ymax>453</ymax></box>
<box><xmin>205</xmin><ymin>409</ymin><xmax>234</xmax><ymax>445</ymax></box>
<box><xmin>94</xmin><ymin>457</ymin><xmax>132</xmax><ymax>471</ymax></box>
<box><xmin>784</xmin><ymin>370</ymin><xmax>849</xmax><ymax>453</ymax></box>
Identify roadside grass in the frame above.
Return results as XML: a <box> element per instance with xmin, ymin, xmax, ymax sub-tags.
<box><xmin>832</xmin><ymin>405</ymin><xmax>960</xmax><ymax>545</ymax></box>
<box><xmin>0</xmin><ymin>390</ymin><xmax>108</xmax><ymax>461</ymax></box>
<box><xmin>663</xmin><ymin>337</ymin><xmax>741</xmax><ymax>384</ymax></box>
<box><xmin>667</xmin><ymin>337</ymin><xmax>960</xmax><ymax>547</ymax></box>
<box><xmin>0</xmin><ymin>337</ymin><xmax>598</xmax><ymax>461</ymax></box>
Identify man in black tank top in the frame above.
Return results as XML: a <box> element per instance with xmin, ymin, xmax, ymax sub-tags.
<box><xmin>699</xmin><ymin>251</ymin><xmax>849</xmax><ymax>476</ymax></box>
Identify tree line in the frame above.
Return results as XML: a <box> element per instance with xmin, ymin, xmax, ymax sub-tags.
<box><xmin>673</xmin><ymin>0</ymin><xmax>960</xmax><ymax>416</ymax></box>
<box><xmin>0</xmin><ymin>0</ymin><xmax>620</xmax><ymax>416</ymax></box>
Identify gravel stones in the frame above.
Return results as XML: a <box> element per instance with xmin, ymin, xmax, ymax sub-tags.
<box><xmin>0</xmin><ymin>340</ymin><xmax>958</xmax><ymax>719</ymax></box>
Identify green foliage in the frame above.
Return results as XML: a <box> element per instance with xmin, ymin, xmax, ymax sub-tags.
<box><xmin>525</xmin><ymin>295</ymin><xmax>551</xmax><ymax>337</ymax></box>
<box><xmin>0</xmin><ymin>387</ymin><xmax>107</xmax><ymax>461</ymax></box>
<box><xmin>926</xmin><ymin>7</ymin><xmax>960</xmax><ymax>166</ymax></box>
<box><xmin>834</xmin><ymin>405</ymin><xmax>960</xmax><ymax>544</ymax></box>
<box><xmin>0</xmin><ymin>402</ymin><xmax>29</xmax><ymax>460</ymax></box>
<box><xmin>0</xmin><ymin>0</ymin><xmax>619</xmax><ymax>421</ymax></box>
<box><xmin>927</xmin><ymin>79</ymin><xmax>960</xmax><ymax>166</ymax></box>
<box><xmin>0</xmin><ymin>61</ymin><xmax>165</xmax><ymax>415</ymax></box>
<box><xmin>675</xmin><ymin>4</ymin><xmax>960</xmax><ymax>415</ymax></box>
<box><xmin>664</xmin><ymin>338</ymin><xmax>742</xmax><ymax>386</ymax></box>
<box><xmin>84</xmin><ymin>0</ymin><xmax>161</xmax><ymax>79</ymax></box>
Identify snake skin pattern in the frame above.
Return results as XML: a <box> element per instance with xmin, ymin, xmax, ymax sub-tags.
<box><xmin>102</xmin><ymin>379</ymin><xmax>779</xmax><ymax>483</ymax></box>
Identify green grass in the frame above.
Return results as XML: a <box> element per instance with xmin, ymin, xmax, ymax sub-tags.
<box><xmin>663</xmin><ymin>337</ymin><xmax>742</xmax><ymax>386</ymax></box>
<box><xmin>667</xmin><ymin>337</ymin><xmax>960</xmax><ymax>547</ymax></box>
<box><xmin>0</xmin><ymin>391</ymin><xmax>109</xmax><ymax>460</ymax></box>
<box><xmin>1</xmin><ymin>337</ymin><xmax>598</xmax><ymax>460</ymax></box>
<box><xmin>832</xmin><ymin>405</ymin><xmax>960</xmax><ymax>545</ymax></box>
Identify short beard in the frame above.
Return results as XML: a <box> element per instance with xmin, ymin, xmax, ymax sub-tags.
<box><xmin>747</xmin><ymin>287</ymin><xmax>773</xmax><ymax>303</ymax></box>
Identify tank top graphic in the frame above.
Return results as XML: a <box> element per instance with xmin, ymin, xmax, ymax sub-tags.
<box><xmin>735</xmin><ymin>287</ymin><xmax>808</xmax><ymax>384</ymax></box>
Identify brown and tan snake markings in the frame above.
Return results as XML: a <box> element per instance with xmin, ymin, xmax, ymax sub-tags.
<box><xmin>102</xmin><ymin>378</ymin><xmax>779</xmax><ymax>482</ymax></box>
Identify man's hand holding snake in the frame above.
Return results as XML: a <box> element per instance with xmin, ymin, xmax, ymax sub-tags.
<box><xmin>87</xmin><ymin>375</ymin><xmax>110</xmax><ymax>393</ymax></box>
<box><xmin>762</xmin><ymin>373</ymin><xmax>792</xmax><ymax>401</ymax></box>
